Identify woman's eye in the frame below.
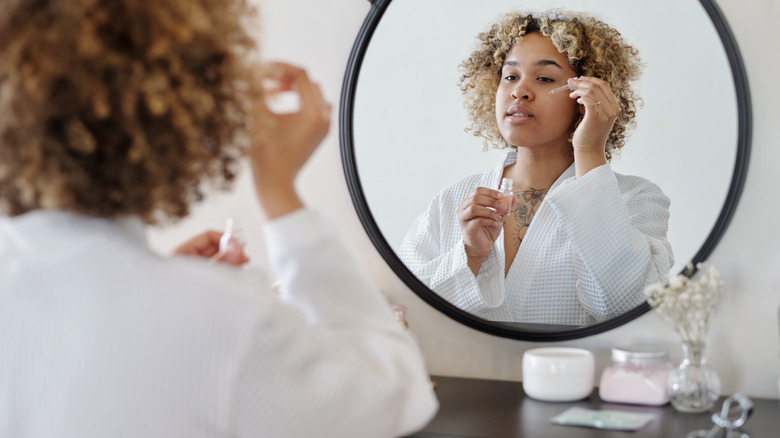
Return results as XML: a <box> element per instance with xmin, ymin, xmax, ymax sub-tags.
<box><xmin>538</xmin><ymin>77</ymin><xmax>554</xmax><ymax>82</ymax></box>
<box><xmin>504</xmin><ymin>74</ymin><xmax>518</xmax><ymax>81</ymax></box>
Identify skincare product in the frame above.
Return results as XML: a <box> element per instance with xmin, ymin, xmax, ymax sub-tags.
<box><xmin>548</xmin><ymin>82</ymin><xmax>577</xmax><ymax>95</ymax></box>
<box><xmin>522</xmin><ymin>347</ymin><xmax>595</xmax><ymax>402</ymax></box>
<box><xmin>214</xmin><ymin>218</ymin><xmax>245</xmax><ymax>260</ymax></box>
<box><xmin>599</xmin><ymin>347</ymin><xmax>672</xmax><ymax>406</ymax></box>
<box><xmin>550</xmin><ymin>407</ymin><xmax>655</xmax><ymax>431</ymax></box>
<box><xmin>498</xmin><ymin>177</ymin><xmax>514</xmax><ymax>213</ymax></box>
<box><xmin>262</xmin><ymin>64</ymin><xmax>301</xmax><ymax>114</ymax></box>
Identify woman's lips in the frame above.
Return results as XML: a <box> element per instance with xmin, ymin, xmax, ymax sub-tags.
<box><xmin>505</xmin><ymin>106</ymin><xmax>534</xmax><ymax>123</ymax></box>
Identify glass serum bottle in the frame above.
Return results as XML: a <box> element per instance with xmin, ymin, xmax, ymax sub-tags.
<box><xmin>498</xmin><ymin>177</ymin><xmax>514</xmax><ymax>214</ymax></box>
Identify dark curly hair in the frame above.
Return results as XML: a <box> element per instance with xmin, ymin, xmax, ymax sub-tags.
<box><xmin>0</xmin><ymin>0</ymin><xmax>261</xmax><ymax>223</ymax></box>
<box><xmin>459</xmin><ymin>9</ymin><xmax>643</xmax><ymax>161</ymax></box>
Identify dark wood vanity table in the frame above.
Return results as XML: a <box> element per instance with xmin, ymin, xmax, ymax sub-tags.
<box><xmin>408</xmin><ymin>376</ymin><xmax>778</xmax><ymax>437</ymax></box>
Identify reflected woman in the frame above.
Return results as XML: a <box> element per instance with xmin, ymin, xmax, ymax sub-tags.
<box><xmin>399</xmin><ymin>10</ymin><xmax>674</xmax><ymax>325</ymax></box>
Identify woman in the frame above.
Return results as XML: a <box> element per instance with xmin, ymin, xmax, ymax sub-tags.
<box><xmin>400</xmin><ymin>10</ymin><xmax>674</xmax><ymax>325</ymax></box>
<box><xmin>0</xmin><ymin>0</ymin><xmax>437</xmax><ymax>436</ymax></box>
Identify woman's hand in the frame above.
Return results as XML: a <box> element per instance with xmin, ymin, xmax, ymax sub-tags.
<box><xmin>567</xmin><ymin>76</ymin><xmax>619</xmax><ymax>177</ymax></box>
<box><xmin>173</xmin><ymin>230</ymin><xmax>250</xmax><ymax>266</ymax></box>
<box><xmin>457</xmin><ymin>188</ymin><xmax>515</xmax><ymax>276</ymax></box>
<box><xmin>249</xmin><ymin>62</ymin><xmax>332</xmax><ymax>220</ymax></box>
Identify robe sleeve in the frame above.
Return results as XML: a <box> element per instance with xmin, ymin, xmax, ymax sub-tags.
<box><xmin>399</xmin><ymin>196</ymin><xmax>507</xmax><ymax>316</ymax></box>
<box><xmin>545</xmin><ymin>164</ymin><xmax>674</xmax><ymax>320</ymax></box>
<box><xmin>230</xmin><ymin>209</ymin><xmax>439</xmax><ymax>438</ymax></box>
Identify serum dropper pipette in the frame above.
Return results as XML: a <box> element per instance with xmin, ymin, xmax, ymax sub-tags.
<box><xmin>211</xmin><ymin>218</ymin><xmax>246</xmax><ymax>262</ymax></box>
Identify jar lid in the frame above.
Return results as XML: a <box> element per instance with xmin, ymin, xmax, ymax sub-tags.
<box><xmin>611</xmin><ymin>347</ymin><xmax>669</xmax><ymax>363</ymax></box>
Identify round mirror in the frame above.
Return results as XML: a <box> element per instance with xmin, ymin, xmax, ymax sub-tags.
<box><xmin>340</xmin><ymin>0</ymin><xmax>750</xmax><ymax>340</ymax></box>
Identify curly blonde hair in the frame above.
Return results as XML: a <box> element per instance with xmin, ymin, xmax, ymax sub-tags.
<box><xmin>0</xmin><ymin>0</ymin><xmax>261</xmax><ymax>223</ymax></box>
<box><xmin>459</xmin><ymin>10</ymin><xmax>642</xmax><ymax>160</ymax></box>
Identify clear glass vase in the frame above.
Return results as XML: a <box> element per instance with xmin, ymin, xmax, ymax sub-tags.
<box><xmin>667</xmin><ymin>341</ymin><xmax>721</xmax><ymax>413</ymax></box>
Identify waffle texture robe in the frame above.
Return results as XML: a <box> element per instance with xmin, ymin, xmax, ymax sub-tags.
<box><xmin>0</xmin><ymin>208</ymin><xmax>438</xmax><ymax>438</ymax></box>
<box><xmin>399</xmin><ymin>150</ymin><xmax>674</xmax><ymax>325</ymax></box>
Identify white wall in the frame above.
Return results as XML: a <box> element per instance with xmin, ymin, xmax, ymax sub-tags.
<box><xmin>147</xmin><ymin>0</ymin><xmax>780</xmax><ymax>398</ymax></box>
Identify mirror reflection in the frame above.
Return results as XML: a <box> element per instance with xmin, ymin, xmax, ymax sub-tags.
<box><xmin>353</xmin><ymin>0</ymin><xmax>737</xmax><ymax>328</ymax></box>
<box><xmin>398</xmin><ymin>10</ymin><xmax>674</xmax><ymax>325</ymax></box>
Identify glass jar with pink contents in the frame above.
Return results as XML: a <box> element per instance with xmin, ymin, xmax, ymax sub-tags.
<box><xmin>599</xmin><ymin>347</ymin><xmax>673</xmax><ymax>406</ymax></box>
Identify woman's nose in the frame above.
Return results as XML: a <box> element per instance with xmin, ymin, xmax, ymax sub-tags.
<box><xmin>510</xmin><ymin>83</ymin><xmax>532</xmax><ymax>100</ymax></box>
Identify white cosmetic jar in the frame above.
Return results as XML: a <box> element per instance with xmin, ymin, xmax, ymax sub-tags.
<box><xmin>522</xmin><ymin>347</ymin><xmax>595</xmax><ymax>402</ymax></box>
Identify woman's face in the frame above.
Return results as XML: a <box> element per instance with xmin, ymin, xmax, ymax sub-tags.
<box><xmin>495</xmin><ymin>33</ymin><xmax>581</xmax><ymax>152</ymax></box>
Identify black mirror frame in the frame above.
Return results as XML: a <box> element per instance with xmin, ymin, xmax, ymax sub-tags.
<box><xmin>339</xmin><ymin>0</ymin><xmax>751</xmax><ymax>341</ymax></box>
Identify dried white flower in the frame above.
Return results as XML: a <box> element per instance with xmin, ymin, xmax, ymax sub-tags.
<box><xmin>643</xmin><ymin>262</ymin><xmax>722</xmax><ymax>343</ymax></box>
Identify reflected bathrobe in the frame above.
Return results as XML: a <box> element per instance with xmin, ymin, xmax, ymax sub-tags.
<box><xmin>399</xmin><ymin>150</ymin><xmax>674</xmax><ymax>325</ymax></box>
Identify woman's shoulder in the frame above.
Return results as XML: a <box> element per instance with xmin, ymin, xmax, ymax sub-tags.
<box><xmin>611</xmin><ymin>169</ymin><xmax>668</xmax><ymax>201</ymax></box>
<box><xmin>613</xmin><ymin>170</ymin><xmax>662</xmax><ymax>190</ymax></box>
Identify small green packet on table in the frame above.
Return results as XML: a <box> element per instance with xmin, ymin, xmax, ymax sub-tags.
<box><xmin>550</xmin><ymin>407</ymin><xmax>656</xmax><ymax>431</ymax></box>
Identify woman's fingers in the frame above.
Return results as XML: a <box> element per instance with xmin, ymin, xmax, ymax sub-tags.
<box><xmin>464</xmin><ymin>217</ymin><xmax>503</xmax><ymax>233</ymax></box>
<box><xmin>569</xmin><ymin>76</ymin><xmax>617</xmax><ymax>105</ymax></box>
<box><xmin>567</xmin><ymin>76</ymin><xmax>616</xmax><ymax>175</ymax></box>
<box><xmin>211</xmin><ymin>246</ymin><xmax>251</xmax><ymax>266</ymax></box>
<box><xmin>249</xmin><ymin>62</ymin><xmax>332</xmax><ymax>219</ymax></box>
<box><xmin>458</xmin><ymin>188</ymin><xmax>511</xmax><ymax>218</ymax></box>
<box><xmin>173</xmin><ymin>230</ymin><xmax>251</xmax><ymax>266</ymax></box>
<box><xmin>263</xmin><ymin>62</ymin><xmax>331</xmax><ymax>119</ymax></box>
<box><xmin>459</xmin><ymin>203</ymin><xmax>505</xmax><ymax>223</ymax></box>
<box><xmin>568</xmin><ymin>77</ymin><xmax>620</xmax><ymax>125</ymax></box>
<box><xmin>457</xmin><ymin>187</ymin><xmax>511</xmax><ymax>269</ymax></box>
<box><xmin>458</xmin><ymin>187</ymin><xmax>510</xmax><ymax>260</ymax></box>
<box><xmin>173</xmin><ymin>230</ymin><xmax>223</xmax><ymax>257</ymax></box>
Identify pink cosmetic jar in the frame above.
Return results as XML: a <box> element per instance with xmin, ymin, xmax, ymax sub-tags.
<box><xmin>599</xmin><ymin>347</ymin><xmax>673</xmax><ymax>406</ymax></box>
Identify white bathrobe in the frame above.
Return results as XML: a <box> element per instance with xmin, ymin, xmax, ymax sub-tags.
<box><xmin>399</xmin><ymin>150</ymin><xmax>674</xmax><ymax>325</ymax></box>
<box><xmin>0</xmin><ymin>208</ymin><xmax>438</xmax><ymax>438</ymax></box>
